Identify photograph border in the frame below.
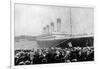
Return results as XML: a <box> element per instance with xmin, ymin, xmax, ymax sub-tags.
<box><xmin>10</xmin><ymin>0</ymin><xmax>95</xmax><ymax>69</ymax></box>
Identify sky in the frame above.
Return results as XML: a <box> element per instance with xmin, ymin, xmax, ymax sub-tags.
<box><xmin>15</xmin><ymin>4</ymin><xmax>71</xmax><ymax>36</ymax></box>
<box><xmin>71</xmin><ymin>7</ymin><xmax>94</xmax><ymax>35</ymax></box>
<box><xmin>15</xmin><ymin>4</ymin><xmax>94</xmax><ymax>36</ymax></box>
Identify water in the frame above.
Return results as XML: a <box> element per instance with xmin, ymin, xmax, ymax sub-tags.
<box><xmin>14</xmin><ymin>39</ymin><xmax>39</xmax><ymax>50</ymax></box>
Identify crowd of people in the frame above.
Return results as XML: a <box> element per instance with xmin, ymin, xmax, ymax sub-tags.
<box><xmin>14</xmin><ymin>46</ymin><xmax>94</xmax><ymax>65</ymax></box>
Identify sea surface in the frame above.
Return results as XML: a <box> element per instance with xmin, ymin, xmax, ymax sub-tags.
<box><xmin>14</xmin><ymin>39</ymin><xmax>40</xmax><ymax>50</ymax></box>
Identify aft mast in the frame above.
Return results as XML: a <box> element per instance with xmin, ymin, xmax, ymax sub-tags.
<box><xmin>70</xmin><ymin>7</ymin><xmax>72</xmax><ymax>37</ymax></box>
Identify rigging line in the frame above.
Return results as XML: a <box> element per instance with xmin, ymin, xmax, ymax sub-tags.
<box><xmin>53</xmin><ymin>39</ymin><xmax>69</xmax><ymax>47</ymax></box>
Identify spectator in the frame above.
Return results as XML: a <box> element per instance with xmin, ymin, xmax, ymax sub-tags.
<box><xmin>14</xmin><ymin>46</ymin><xmax>94</xmax><ymax>65</ymax></box>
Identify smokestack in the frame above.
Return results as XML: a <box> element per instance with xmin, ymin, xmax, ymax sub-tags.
<box><xmin>43</xmin><ymin>27</ymin><xmax>46</xmax><ymax>34</ymax></box>
<box><xmin>46</xmin><ymin>25</ymin><xmax>50</xmax><ymax>34</ymax></box>
<box><xmin>57</xmin><ymin>18</ymin><xmax>61</xmax><ymax>32</ymax></box>
<box><xmin>50</xmin><ymin>22</ymin><xmax>54</xmax><ymax>33</ymax></box>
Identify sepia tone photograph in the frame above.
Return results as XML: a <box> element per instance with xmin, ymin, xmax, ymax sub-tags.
<box><xmin>14</xmin><ymin>3</ymin><xmax>94</xmax><ymax>66</ymax></box>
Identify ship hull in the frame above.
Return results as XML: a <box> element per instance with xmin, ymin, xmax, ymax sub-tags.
<box><xmin>36</xmin><ymin>39</ymin><xmax>66</xmax><ymax>48</ymax></box>
<box><xmin>36</xmin><ymin>35</ymin><xmax>94</xmax><ymax>48</ymax></box>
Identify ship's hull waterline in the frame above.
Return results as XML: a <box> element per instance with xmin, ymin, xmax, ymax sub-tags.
<box><xmin>36</xmin><ymin>35</ymin><xmax>94</xmax><ymax>48</ymax></box>
<box><xmin>36</xmin><ymin>39</ymin><xmax>67</xmax><ymax>48</ymax></box>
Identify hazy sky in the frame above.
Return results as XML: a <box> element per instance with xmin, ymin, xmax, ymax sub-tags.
<box><xmin>15</xmin><ymin>4</ymin><xmax>93</xmax><ymax>36</ymax></box>
<box><xmin>71</xmin><ymin>8</ymin><xmax>94</xmax><ymax>35</ymax></box>
<box><xmin>15</xmin><ymin>4</ymin><xmax>70</xmax><ymax>36</ymax></box>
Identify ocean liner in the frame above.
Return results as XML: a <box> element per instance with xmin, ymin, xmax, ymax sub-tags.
<box><xmin>36</xmin><ymin>17</ymin><xmax>94</xmax><ymax>48</ymax></box>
